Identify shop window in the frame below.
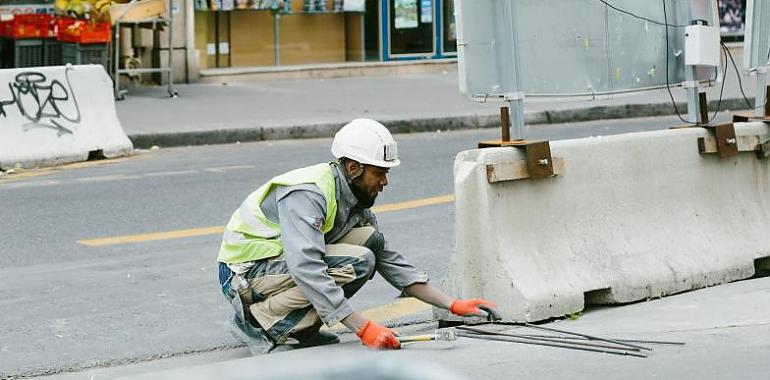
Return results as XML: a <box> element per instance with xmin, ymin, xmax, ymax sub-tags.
<box><xmin>442</xmin><ymin>0</ymin><xmax>456</xmax><ymax>53</ymax></box>
<box><xmin>718</xmin><ymin>0</ymin><xmax>746</xmax><ymax>42</ymax></box>
<box><xmin>389</xmin><ymin>0</ymin><xmax>433</xmax><ymax>56</ymax></box>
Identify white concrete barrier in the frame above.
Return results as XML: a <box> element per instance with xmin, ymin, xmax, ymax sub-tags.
<box><xmin>438</xmin><ymin>122</ymin><xmax>770</xmax><ymax>322</ymax></box>
<box><xmin>0</xmin><ymin>65</ymin><xmax>132</xmax><ymax>170</ymax></box>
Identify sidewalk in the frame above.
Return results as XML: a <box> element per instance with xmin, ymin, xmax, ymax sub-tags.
<box><xmin>43</xmin><ymin>276</ymin><xmax>770</xmax><ymax>380</ymax></box>
<box><xmin>116</xmin><ymin>53</ymin><xmax>766</xmax><ymax>149</ymax></box>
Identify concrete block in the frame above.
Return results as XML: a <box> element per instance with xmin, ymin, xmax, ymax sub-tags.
<box><xmin>438</xmin><ymin>122</ymin><xmax>770</xmax><ymax>322</ymax></box>
<box><xmin>0</xmin><ymin>64</ymin><xmax>133</xmax><ymax>170</ymax></box>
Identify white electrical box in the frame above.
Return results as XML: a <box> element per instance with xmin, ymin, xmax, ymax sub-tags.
<box><xmin>685</xmin><ymin>25</ymin><xmax>720</xmax><ymax>67</ymax></box>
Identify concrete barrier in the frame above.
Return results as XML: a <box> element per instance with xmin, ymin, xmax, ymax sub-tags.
<box><xmin>438</xmin><ymin>122</ymin><xmax>770</xmax><ymax>322</ymax></box>
<box><xmin>0</xmin><ymin>65</ymin><xmax>133</xmax><ymax>170</ymax></box>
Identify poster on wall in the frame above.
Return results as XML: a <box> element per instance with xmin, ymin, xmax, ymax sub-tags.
<box><xmin>394</xmin><ymin>0</ymin><xmax>418</xmax><ymax>29</ymax></box>
<box><xmin>420</xmin><ymin>0</ymin><xmax>432</xmax><ymax>23</ymax></box>
<box><xmin>718</xmin><ymin>0</ymin><xmax>745</xmax><ymax>33</ymax></box>
<box><xmin>343</xmin><ymin>0</ymin><xmax>365</xmax><ymax>12</ymax></box>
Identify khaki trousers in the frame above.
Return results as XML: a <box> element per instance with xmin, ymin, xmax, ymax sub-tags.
<box><xmin>226</xmin><ymin>226</ymin><xmax>378</xmax><ymax>343</ymax></box>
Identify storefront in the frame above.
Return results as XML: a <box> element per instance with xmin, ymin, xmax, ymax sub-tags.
<box><xmin>192</xmin><ymin>0</ymin><xmax>457</xmax><ymax>69</ymax></box>
<box><xmin>381</xmin><ymin>0</ymin><xmax>456</xmax><ymax>60</ymax></box>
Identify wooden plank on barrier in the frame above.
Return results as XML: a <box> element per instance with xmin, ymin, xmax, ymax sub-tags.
<box><xmin>698</xmin><ymin>135</ymin><xmax>761</xmax><ymax>155</ymax></box>
<box><xmin>486</xmin><ymin>157</ymin><xmax>565</xmax><ymax>183</ymax></box>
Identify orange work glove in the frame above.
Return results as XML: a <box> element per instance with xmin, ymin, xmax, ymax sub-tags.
<box><xmin>449</xmin><ymin>298</ymin><xmax>497</xmax><ymax>317</ymax></box>
<box><xmin>356</xmin><ymin>320</ymin><xmax>401</xmax><ymax>350</ymax></box>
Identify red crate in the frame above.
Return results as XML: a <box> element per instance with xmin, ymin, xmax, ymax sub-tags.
<box><xmin>56</xmin><ymin>16</ymin><xmax>110</xmax><ymax>44</ymax></box>
<box><xmin>0</xmin><ymin>14</ymin><xmax>54</xmax><ymax>39</ymax></box>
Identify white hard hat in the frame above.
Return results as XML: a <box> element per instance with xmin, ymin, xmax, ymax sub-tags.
<box><xmin>331</xmin><ymin>118</ymin><xmax>400</xmax><ymax>168</ymax></box>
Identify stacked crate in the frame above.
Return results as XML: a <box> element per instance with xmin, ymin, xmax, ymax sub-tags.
<box><xmin>57</xmin><ymin>17</ymin><xmax>111</xmax><ymax>68</ymax></box>
<box><xmin>0</xmin><ymin>14</ymin><xmax>110</xmax><ymax>69</ymax></box>
<box><xmin>0</xmin><ymin>14</ymin><xmax>55</xmax><ymax>68</ymax></box>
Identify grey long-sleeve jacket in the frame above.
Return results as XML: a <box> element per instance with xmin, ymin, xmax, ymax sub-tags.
<box><xmin>258</xmin><ymin>162</ymin><xmax>429</xmax><ymax>326</ymax></box>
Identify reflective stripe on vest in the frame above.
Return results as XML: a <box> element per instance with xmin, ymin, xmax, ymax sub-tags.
<box><xmin>217</xmin><ymin>163</ymin><xmax>338</xmax><ymax>264</ymax></box>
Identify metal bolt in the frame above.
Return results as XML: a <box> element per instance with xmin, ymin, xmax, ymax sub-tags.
<box><xmin>537</xmin><ymin>158</ymin><xmax>550</xmax><ymax>166</ymax></box>
<box><xmin>726</xmin><ymin>138</ymin><xmax>737</xmax><ymax>145</ymax></box>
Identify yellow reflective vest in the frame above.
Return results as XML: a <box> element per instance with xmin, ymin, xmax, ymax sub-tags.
<box><xmin>217</xmin><ymin>163</ymin><xmax>338</xmax><ymax>264</ymax></box>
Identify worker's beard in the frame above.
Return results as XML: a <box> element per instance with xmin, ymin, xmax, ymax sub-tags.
<box><xmin>351</xmin><ymin>177</ymin><xmax>377</xmax><ymax>209</ymax></box>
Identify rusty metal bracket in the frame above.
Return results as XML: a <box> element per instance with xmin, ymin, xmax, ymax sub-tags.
<box><xmin>732</xmin><ymin>114</ymin><xmax>770</xmax><ymax>123</ymax></box>
<box><xmin>479</xmin><ymin>140</ymin><xmax>563</xmax><ymax>182</ymax></box>
<box><xmin>758</xmin><ymin>139</ymin><xmax>770</xmax><ymax>159</ymax></box>
<box><xmin>698</xmin><ymin>123</ymin><xmax>739</xmax><ymax>158</ymax></box>
<box><xmin>525</xmin><ymin>141</ymin><xmax>555</xmax><ymax>179</ymax></box>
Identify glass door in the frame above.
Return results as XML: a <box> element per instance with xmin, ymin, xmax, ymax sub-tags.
<box><xmin>388</xmin><ymin>0</ymin><xmax>435</xmax><ymax>57</ymax></box>
<box><xmin>441</xmin><ymin>0</ymin><xmax>457</xmax><ymax>54</ymax></box>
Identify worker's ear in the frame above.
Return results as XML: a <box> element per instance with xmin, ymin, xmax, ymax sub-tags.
<box><xmin>345</xmin><ymin>160</ymin><xmax>364</xmax><ymax>179</ymax></box>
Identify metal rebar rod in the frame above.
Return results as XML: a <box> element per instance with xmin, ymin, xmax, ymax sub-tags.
<box><xmin>457</xmin><ymin>326</ymin><xmax>641</xmax><ymax>352</ymax></box>
<box><xmin>512</xmin><ymin>334</ymin><xmax>685</xmax><ymax>346</ymax></box>
<box><xmin>523</xmin><ymin>323</ymin><xmax>652</xmax><ymax>351</ymax></box>
<box><xmin>456</xmin><ymin>332</ymin><xmax>647</xmax><ymax>358</ymax></box>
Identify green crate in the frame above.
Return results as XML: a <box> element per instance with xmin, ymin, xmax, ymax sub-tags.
<box><xmin>61</xmin><ymin>42</ymin><xmax>107</xmax><ymax>69</ymax></box>
<box><xmin>14</xmin><ymin>38</ymin><xmax>44</xmax><ymax>68</ymax></box>
<box><xmin>43</xmin><ymin>38</ymin><xmax>61</xmax><ymax>66</ymax></box>
<box><xmin>0</xmin><ymin>38</ymin><xmax>44</xmax><ymax>68</ymax></box>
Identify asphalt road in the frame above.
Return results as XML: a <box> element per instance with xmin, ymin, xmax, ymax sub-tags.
<box><xmin>0</xmin><ymin>115</ymin><xmax>732</xmax><ymax>378</ymax></box>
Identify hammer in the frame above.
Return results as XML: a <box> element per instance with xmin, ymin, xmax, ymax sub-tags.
<box><xmin>398</xmin><ymin>328</ymin><xmax>457</xmax><ymax>344</ymax></box>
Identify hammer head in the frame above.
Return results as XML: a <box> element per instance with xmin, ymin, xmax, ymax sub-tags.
<box><xmin>435</xmin><ymin>328</ymin><xmax>457</xmax><ymax>342</ymax></box>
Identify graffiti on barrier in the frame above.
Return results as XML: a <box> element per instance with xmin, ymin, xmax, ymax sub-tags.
<box><xmin>0</xmin><ymin>68</ymin><xmax>81</xmax><ymax>135</ymax></box>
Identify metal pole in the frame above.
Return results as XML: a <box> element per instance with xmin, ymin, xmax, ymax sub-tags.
<box><xmin>114</xmin><ymin>21</ymin><xmax>120</xmax><ymax>98</ymax></box>
<box><xmin>685</xmin><ymin>65</ymin><xmax>702</xmax><ymax>123</ymax></box>
<box><xmin>273</xmin><ymin>11</ymin><xmax>281</xmax><ymax>66</ymax></box>
<box><xmin>167</xmin><ymin>0</ymin><xmax>175</xmax><ymax>97</ymax></box>
<box><xmin>755</xmin><ymin>66</ymin><xmax>767</xmax><ymax>117</ymax></box>
<box><xmin>214</xmin><ymin>12</ymin><xmax>220</xmax><ymax>67</ymax></box>
<box><xmin>502</xmin><ymin>1</ymin><xmax>525</xmax><ymax>140</ymax></box>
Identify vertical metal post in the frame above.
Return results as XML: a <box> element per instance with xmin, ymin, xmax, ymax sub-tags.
<box><xmin>114</xmin><ymin>21</ymin><xmax>120</xmax><ymax>98</ymax></box>
<box><xmin>765</xmin><ymin>86</ymin><xmax>770</xmax><ymax>117</ymax></box>
<box><xmin>698</xmin><ymin>92</ymin><xmax>708</xmax><ymax>123</ymax></box>
<box><xmin>755</xmin><ymin>67</ymin><xmax>767</xmax><ymax>117</ymax></box>
<box><xmin>685</xmin><ymin>65</ymin><xmax>702</xmax><ymax>124</ymax></box>
<box><xmin>214</xmin><ymin>12</ymin><xmax>220</xmax><ymax>67</ymax></box>
<box><xmin>273</xmin><ymin>11</ymin><xmax>281</xmax><ymax>66</ymax></box>
<box><xmin>501</xmin><ymin>1</ymin><xmax>525</xmax><ymax>140</ymax></box>
<box><xmin>500</xmin><ymin>106</ymin><xmax>510</xmax><ymax>142</ymax></box>
<box><xmin>167</xmin><ymin>2</ymin><xmax>175</xmax><ymax>96</ymax></box>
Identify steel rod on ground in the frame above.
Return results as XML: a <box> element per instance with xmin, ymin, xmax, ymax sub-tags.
<box><xmin>522</xmin><ymin>323</ymin><xmax>652</xmax><ymax>351</ymax></box>
<box><xmin>513</xmin><ymin>334</ymin><xmax>685</xmax><ymax>346</ymax></box>
<box><xmin>457</xmin><ymin>326</ymin><xmax>643</xmax><ymax>352</ymax></box>
<box><xmin>455</xmin><ymin>332</ymin><xmax>648</xmax><ymax>358</ymax></box>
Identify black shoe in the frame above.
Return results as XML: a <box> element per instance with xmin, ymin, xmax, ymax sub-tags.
<box><xmin>290</xmin><ymin>329</ymin><xmax>340</xmax><ymax>347</ymax></box>
<box><xmin>229</xmin><ymin>317</ymin><xmax>275</xmax><ymax>355</ymax></box>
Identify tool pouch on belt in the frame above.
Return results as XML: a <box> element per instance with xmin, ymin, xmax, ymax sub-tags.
<box><xmin>232</xmin><ymin>273</ymin><xmax>264</xmax><ymax>306</ymax></box>
<box><xmin>230</xmin><ymin>274</ymin><xmax>265</xmax><ymax>328</ymax></box>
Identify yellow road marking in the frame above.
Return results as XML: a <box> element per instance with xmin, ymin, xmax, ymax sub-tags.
<box><xmin>0</xmin><ymin>180</ymin><xmax>60</xmax><ymax>189</ymax></box>
<box><xmin>145</xmin><ymin>170</ymin><xmax>199</xmax><ymax>177</ymax></box>
<box><xmin>80</xmin><ymin>226</ymin><xmax>225</xmax><ymax>247</ymax></box>
<box><xmin>0</xmin><ymin>157</ymin><xmax>138</xmax><ymax>182</ymax></box>
<box><xmin>76</xmin><ymin>174</ymin><xmax>143</xmax><ymax>183</ymax></box>
<box><xmin>78</xmin><ymin>194</ymin><xmax>455</xmax><ymax>247</ymax></box>
<box><xmin>323</xmin><ymin>297</ymin><xmax>432</xmax><ymax>332</ymax></box>
<box><xmin>204</xmin><ymin>165</ymin><xmax>255</xmax><ymax>173</ymax></box>
<box><xmin>371</xmin><ymin>194</ymin><xmax>455</xmax><ymax>213</ymax></box>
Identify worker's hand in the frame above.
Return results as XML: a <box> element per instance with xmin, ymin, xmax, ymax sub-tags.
<box><xmin>449</xmin><ymin>298</ymin><xmax>497</xmax><ymax>317</ymax></box>
<box><xmin>356</xmin><ymin>320</ymin><xmax>401</xmax><ymax>350</ymax></box>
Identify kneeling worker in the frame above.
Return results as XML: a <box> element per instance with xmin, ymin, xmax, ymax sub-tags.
<box><xmin>217</xmin><ymin>118</ymin><xmax>495</xmax><ymax>353</ymax></box>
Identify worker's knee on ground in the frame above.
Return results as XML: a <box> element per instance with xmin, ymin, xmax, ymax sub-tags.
<box><xmin>363</xmin><ymin>229</ymin><xmax>385</xmax><ymax>254</ymax></box>
<box><xmin>358</xmin><ymin>249</ymin><xmax>376</xmax><ymax>279</ymax></box>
